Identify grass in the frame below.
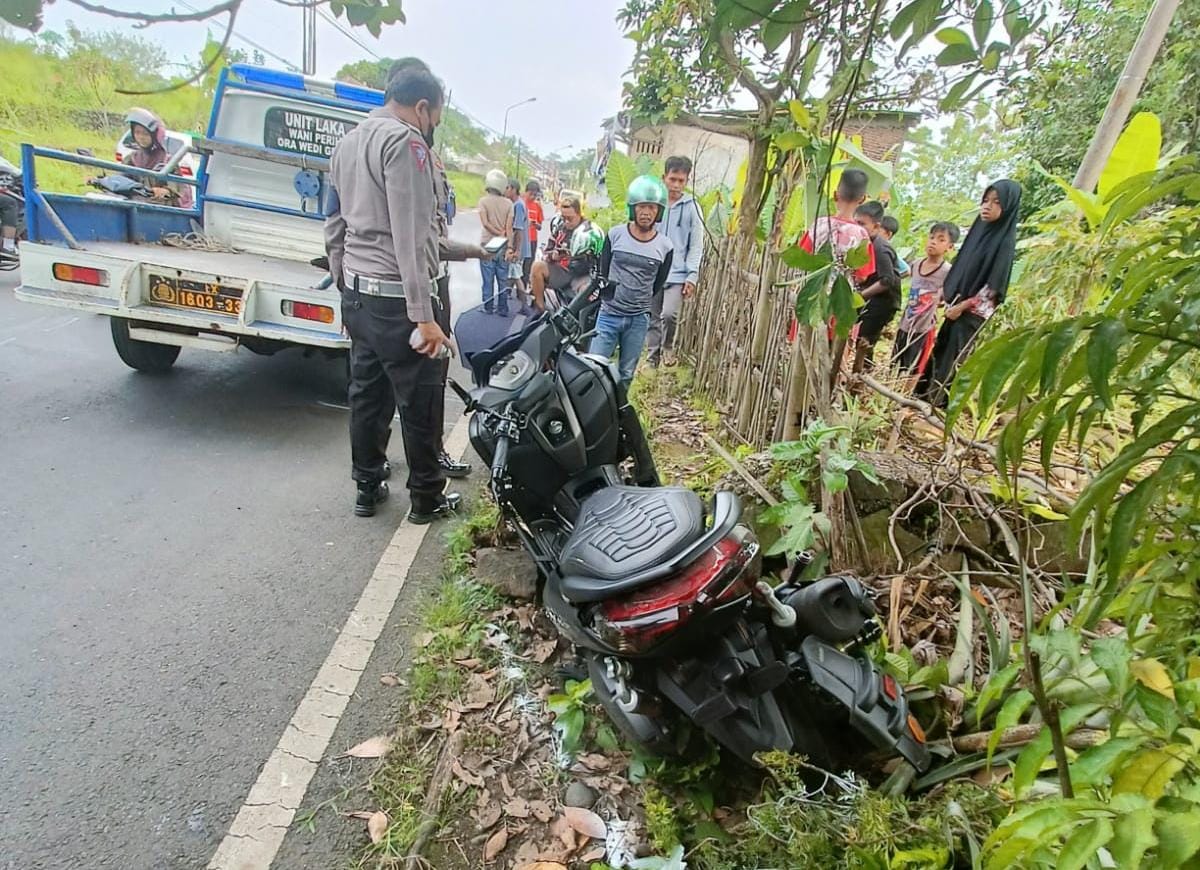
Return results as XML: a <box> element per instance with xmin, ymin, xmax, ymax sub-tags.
<box><xmin>1</xmin><ymin>37</ymin><xmax>212</xmax><ymax>193</ymax></box>
<box><xmin>446</xmin><ymin>169</ymin><xmax>485</xmax><ymax>210</ymax></box>
<box><xmin>352</xmin><ymin>491</ymin><xmax>504</xmax><ymax>865</ymax></box>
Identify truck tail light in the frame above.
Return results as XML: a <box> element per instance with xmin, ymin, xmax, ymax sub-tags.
<box><xmin>53</xmin><ymin>263</ymin><xmax>109</xmax><ymax>286</ymax></box>
<box><xmin>592</xmin><ymin>527</ymin><xmax>760</xmax><ymax>654</ymax></box>
<box><xmin>281</xmin><ymin>299</ymin><xmax>334</xmax><ymax>324</ymax></box>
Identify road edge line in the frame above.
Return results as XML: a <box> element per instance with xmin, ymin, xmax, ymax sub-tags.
<box><xmin>207</xmin><ymin>414</ymin><xmax>473</xmax><ymax>870</ymax></box>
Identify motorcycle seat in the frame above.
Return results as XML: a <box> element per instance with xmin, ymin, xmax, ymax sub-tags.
<box><xmin>558</xmin><ymin>485</ymin><xmax>706</xmax><ymax>602</ymax></box>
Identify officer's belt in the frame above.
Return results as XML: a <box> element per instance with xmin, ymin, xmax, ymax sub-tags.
<box><xmin>345</xmin><ymin>270</ymin><xmax>405</xmax><ymax>298</ymax></box>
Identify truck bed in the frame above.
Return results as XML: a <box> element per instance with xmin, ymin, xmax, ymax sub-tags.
<box><xmin>17</xmin><ymin>238</ymin><xmax>347</xmax><ymax>349</ymax></box>
<box><xmin>84</xmin><ymin>241</ymin><xmax>326</xmax><ymax>287</ymax></box>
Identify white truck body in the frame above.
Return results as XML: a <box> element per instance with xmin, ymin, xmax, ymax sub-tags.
<box><xmin>15</xmin><ymin>66</ymin><xmax>387</xmax><ymax>367</ymax></box>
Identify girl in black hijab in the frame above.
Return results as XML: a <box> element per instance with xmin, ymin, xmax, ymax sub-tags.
<box><xmin>922</xmin><ymin>179</ymin><xmax>1022</xmax><ymax>406</ymax></box>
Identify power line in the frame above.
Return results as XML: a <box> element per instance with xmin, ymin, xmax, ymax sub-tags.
<box><xmin>176</xmin><ymin>0</ymin><xmax>300</xmax><ymax>70</ymax></box>
<box><xmin>317</xmin><ymin>8</ymin><xmax>381</xmax><ymax>60</ymax></box>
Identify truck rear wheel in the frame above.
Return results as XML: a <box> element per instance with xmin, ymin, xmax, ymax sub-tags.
<box><xmin>110</xmin><ymin>318</ymin><xmax>181</xmax><ymax>373</ymax></box>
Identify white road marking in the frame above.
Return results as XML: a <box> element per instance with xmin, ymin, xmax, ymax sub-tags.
<box><xmin>41</xmin><ymin>316</ymin><xmax>80</xmax><ymax>332</ymax></box>
<box><xmin>0</xmin><ymin>337</ymin><xmax>14</xmax><ymax>347</ymax></box>
<box><xmin>207</xmin><ymin>415</ymin><xmax>473</xmax><ymax>870</ymax></box>
<box><xmin>314</xmin><ymin>400</ymin><xmax>351</xmax><ymax>411</ymax></box>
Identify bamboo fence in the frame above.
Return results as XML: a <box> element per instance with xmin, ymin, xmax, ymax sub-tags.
<box><xmin>677</xmin><ymin>233</ymin><xmax>815</xmax><ymax>448</ymax></box>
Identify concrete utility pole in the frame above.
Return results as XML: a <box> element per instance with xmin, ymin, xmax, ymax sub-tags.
<box><xmin>1072</xmin><ymin>0</ymin><xmax>1180</xmax><ymax>192</ymax></box>
<box><xmin>301</xmin><ymin>4</ymin><xmax>317</xmax><ymax>75</ymax></box>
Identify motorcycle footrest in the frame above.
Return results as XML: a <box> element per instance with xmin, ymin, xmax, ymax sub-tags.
<box><xmin>745</xmin><ymin>661</ymin><xmax>788</xmax><ymax>696</ymax></box>
<box><xmin>690</xmin><ymin>692</ymin><xmax>738</xmax><ymax>726</ymax></box>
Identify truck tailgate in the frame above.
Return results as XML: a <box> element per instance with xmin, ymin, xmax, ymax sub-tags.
<box><xmin>15</xmin><ymin>241</ymin><xmax>347</xmax><ymax>349</ymax></box>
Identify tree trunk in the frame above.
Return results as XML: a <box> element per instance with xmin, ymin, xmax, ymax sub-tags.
<box><xmin>1072</xmin><ymin>0</ymin><xmax>1181</xmax><ymax>192</ymax></box>
<box><xmin>735</xmin><ymin>129</ymin><xmax>771</xmax><ymax>239</ymax></box>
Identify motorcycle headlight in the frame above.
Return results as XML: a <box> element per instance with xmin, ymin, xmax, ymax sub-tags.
<box><xmin>489</xmin><ymin>350</ymin><xmax>537</xmax><ymax>391</ymax></box>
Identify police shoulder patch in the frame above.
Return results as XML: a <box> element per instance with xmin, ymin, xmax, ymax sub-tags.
<box><xmin>410</xmin><ymin>140</ymin><xmax>428</xmax><ymax>170</ymax></box>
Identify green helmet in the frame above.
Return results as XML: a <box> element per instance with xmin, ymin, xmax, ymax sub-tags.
<box><xmin>569</xmin><ymin>222</ymin><xmax>605</xmax><ymax>259</ymax></box>
<box><xmin>626</xmin><ymin>174</ymin><xmax>668</xmax><ymax>222</ymax></box>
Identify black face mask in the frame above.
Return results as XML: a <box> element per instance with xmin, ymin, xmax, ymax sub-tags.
<box><xmin>423</xmin><ymin>126</ymin><xmax>435</xmax><ymax>148</ymax></box>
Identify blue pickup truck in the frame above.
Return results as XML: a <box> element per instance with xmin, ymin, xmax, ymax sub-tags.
<box><xmin>16</xmin><ymin>65</ymin><xmax>383</xmax><ymax>373</ymax></box>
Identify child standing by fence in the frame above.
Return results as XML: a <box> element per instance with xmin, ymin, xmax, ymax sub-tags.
<box><xmin>922</xmin><ymin>180</ymin><xmax>1022</xmax><ymax>406</ymax></box>
<box><xmin>893</xmin><ymin>221</ymin><xmax>959</xmax><ymax>385</ymax></box>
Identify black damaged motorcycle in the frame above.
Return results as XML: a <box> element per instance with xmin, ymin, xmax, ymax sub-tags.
<box><xmin>451</xmin><ymin>277</ymin><xmax>929</xmax><ymax>774</ymax></box>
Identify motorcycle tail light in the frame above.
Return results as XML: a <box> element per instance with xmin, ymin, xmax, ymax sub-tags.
<box><xmin>593</xmin><ymin>527</ymin><xmax>760</xmax><ymax>654</ymax></box>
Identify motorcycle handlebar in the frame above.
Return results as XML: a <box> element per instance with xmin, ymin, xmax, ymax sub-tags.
<box><xmin>567</xmin><ymin>274</ymin><xmax>606</xmax><ymax>318</ymax></box>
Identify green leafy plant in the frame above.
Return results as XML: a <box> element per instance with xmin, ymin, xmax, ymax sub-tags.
<box><xmin>547</xmin><ymin>678</ymin><xmax>593</xmax><ymax>756</ymax></box>
<box><xmin>947</xmin><ymin>157</ymin><xmax>1200</xmax><ymax>868</ymax></box>
<box><xmin>762</xmin><ymin>420</ymin><xmax>880</xmax><ymax>557</ymax></box>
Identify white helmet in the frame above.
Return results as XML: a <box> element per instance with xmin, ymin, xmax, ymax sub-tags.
<box><xmin>485</xmin><ymin>169</ymin><xmax>507</xmax><ymax>193</ymax></box>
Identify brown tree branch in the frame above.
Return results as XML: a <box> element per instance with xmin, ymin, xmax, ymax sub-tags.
<box><xmin>116</xmin><ymin>4</ymin><xmax>238</xmax><ymax>95</ymax></box>
<box><xmin>771</xmin><ymin>31</ymin><xmax>809</xmax><ymax>100</ymax></box>
<box><xmin>677</xmin><ymin>111</ymin><xmax>755</xmax><ymax>138</ymax></box>
<box><xmin>66</xmin><ymin>0</ymin><xmax>239</xmax><ymax>23</ymax></box>
<box><xmin>716</xmin><ymin>29</ymin><xmax>774</xmax><ymax>108</ymax></box>
<box><xmin>946</xmin><ymin>724</ymin><xmax>1106</xmax><ymax>754</ymax></box>
<box><xmin>857</xmin><ymin>374</ymin><xmax>1076</xmax><ymax>506</ymax></box>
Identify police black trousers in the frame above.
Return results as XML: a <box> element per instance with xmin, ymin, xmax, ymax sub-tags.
<box><xmin>372</xmin><ymin>274</ymin><xmax>452</xmax><ymax>454</ymax></box>
<box><xmin>430</xmin><ymin>274</ymin><xmax>452</xmax><ymax>445</ymax></box>
<box><xmin>341</xmin><ymin>286</ymin><xmax>446</xmax><ymax>503</ymax></box>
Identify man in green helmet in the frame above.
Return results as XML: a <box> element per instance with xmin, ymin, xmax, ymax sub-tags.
<box><xmin>589</xmin><ymin>174</ymin><xmax>675</xmax><ymax>388</ymax></box>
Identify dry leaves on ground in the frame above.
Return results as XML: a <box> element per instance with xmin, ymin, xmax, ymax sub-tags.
<box><xmin>529</xmin><ymin>639</ymin><xmax>558</xmax><ymax>663</ymax></box>
<box><xmin>452</xmin><ymin>759</ymin><xmax>486</xmax><ymax>788</ymax></box>
<box><xmin>341</xmin><ymin>734</ymin><xmax>393</xmax><ymax>759</ymax></box>
<box><xmin>463</xmin><ymin>671</ymin><xmax>496</xmax><ymax>710</ymax></box>
<box><xmin>562</xmin><ymin>806</ymin><xmax>607</xmax><ymax>840</ymax></box>
<box><xmin>345</xmin><ymin>810</ymin><xmax>389</xmax><ymax>844</ymax></box>
<box><xmin>366</xmin><ymin>810</ymin><xmax>388</xmax><ymax>844</ymax></box>
<box><xmin>483</xmin><ymin>826</ymin><xmax>509</xmax><ymax>861</ymax></box>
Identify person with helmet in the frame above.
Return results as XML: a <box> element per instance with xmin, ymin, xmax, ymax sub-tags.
<box><xmin>478</xmin><ymin>168</ymin><xmax>514</xmax><ymax>316</ymax></box>
<box><xmin>530</xmin><ymin>192</ymin><xmax>594</xmax><ymax>311</ymax></box>
<box><xmin>589</xmin><ymin>175</ymin><xmax>674</xmax><ymax>388</ymax></box>
<box><xmin>121</xmin><ymin>108</ymin><xmax>193</xmax><ymax>208</ymax></box>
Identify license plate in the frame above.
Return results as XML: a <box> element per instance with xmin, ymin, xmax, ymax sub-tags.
<box><xmin>149</xmin><ymin>273</ymin><xmax>243</xmax><ymax>316</ymax></box>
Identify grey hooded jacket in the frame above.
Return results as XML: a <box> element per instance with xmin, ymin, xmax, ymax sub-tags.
<box><xmin>658</xmin><ymin>193</ymin><xmax>704</xmax><ymax>286</ymax></box>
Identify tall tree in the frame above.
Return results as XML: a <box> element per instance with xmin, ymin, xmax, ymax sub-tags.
<box><xmin>1008</xmin><ymin>0</ymin><xmax>1199</xmax><ymax>212</ymax></box>
<box><xmin>618</xmin><ymin>0</ymin><xmax>1056</xmax><ymax>241</ymax></box>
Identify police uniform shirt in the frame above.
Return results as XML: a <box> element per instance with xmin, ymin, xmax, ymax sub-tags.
<box><xmin>325</xmin><ymin>107</ymin><xmax>438</xmax><ymax>323</ymax></box>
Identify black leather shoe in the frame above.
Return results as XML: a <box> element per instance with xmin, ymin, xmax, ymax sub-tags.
<box><xmin>407</xmin><ymin>492</ymin><xmax>461</xmax><ymax>524</ymax></box>
<box><xmin>438</xmin><ymin>451</ymin><xmax>472</xmax><ymax>479</ymax></box>
<box><xmin>355</xmin><ymin>481</ymin><xmax>389</xmax><ymax>517</ymax></box>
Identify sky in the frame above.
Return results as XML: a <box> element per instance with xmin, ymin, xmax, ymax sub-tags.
<box><xmin>34</xmin><ymin>0</ymin><xmax>636</xmax><ymax>155</ymax></box>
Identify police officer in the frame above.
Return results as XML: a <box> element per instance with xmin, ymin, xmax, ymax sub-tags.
<box><xmin>325</xmin><ymin>65</ymin><xmax>459</xmax><ymax>522</ymax></box>
<box><xmin>387</xmin><ymin>57</ymin><xmax>486</xmax><ymax>480</ymax></box>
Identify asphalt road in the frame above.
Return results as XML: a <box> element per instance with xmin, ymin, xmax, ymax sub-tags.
<box><xmin>0</xmin><ymin>212</ymin><xmax>487</xmax><ymax>869</ymax></box>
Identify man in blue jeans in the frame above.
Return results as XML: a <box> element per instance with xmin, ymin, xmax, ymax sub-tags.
<box><xmin>477</xmin><ymin>168</ymin><xmax>513</xmax><ymax>315</ymax></box>
<box><xmin>590</xmin><ymin>175</ymin><xmax>674</xmax><ymax>388</ymax></box>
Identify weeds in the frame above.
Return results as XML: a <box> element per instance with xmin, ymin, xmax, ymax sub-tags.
<box><xmin>353</xmin><ymin>492</ymin><xmax>503</xmax><ymax>865</ymax></box>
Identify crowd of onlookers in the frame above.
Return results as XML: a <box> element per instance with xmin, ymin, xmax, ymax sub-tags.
<box><xmin>471</xmin><ymin>156</ymin><xmax>1021</xmax><ymax>406</ymax></box>
<box><xmin>800</xmin><ymin>168</ymin><xmax>1022</xmax><ymax>405</ymax></box>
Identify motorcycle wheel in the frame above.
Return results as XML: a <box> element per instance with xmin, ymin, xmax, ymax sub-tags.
<box><xmin>586</xmin><ymin>654</ymin><xmax>678</xmax><ymax>757</ymax></box>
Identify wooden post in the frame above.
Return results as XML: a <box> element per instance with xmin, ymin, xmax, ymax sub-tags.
<box><xmin>1072</xmin><ymin>0</ymin><xmax>1181</xmax><ymax>192</ymax></box>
